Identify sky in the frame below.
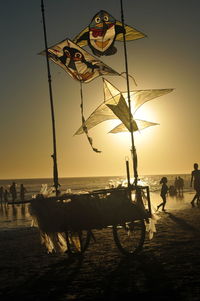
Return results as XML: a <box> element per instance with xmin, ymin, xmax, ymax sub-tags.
<box><xmin>0</xmin><ymin>0</ymin><xmax>200</xmax><ymax>180</ymax></box>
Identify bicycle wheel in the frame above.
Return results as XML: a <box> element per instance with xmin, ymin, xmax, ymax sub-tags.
<box><xmin>65</xmin><ymin>230</ymin><xmax>91</xmax><ymax>254</ymax></box>
<box><xmin>113</xmin><ymin>220</ymin><xmax>145</xmax><ymax>256</ymax></box>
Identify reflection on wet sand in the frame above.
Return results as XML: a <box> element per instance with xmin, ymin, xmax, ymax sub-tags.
<box><xmin>0</xmin><ymin>202</ymin><xmax>31</xmax><ymax>229</ymax></box>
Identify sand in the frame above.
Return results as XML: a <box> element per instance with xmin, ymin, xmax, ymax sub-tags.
<box><xmin>0</xmin><ymin>192</ymin><xmax>200</xmax><ymax>300</ymax></box>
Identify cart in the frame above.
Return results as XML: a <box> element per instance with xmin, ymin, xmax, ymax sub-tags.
<box><xmin>29</xmin><ymin>185</ymin><xmax>152</xmax><ymax>256</ymax></box>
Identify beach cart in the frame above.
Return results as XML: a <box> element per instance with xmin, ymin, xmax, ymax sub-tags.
<box><xmin>29</xmin><ymin>185</ymin><xmax>152</xmax><ymax>256</ymax></box>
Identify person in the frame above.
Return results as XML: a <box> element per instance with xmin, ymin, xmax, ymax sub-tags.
<box><xmin>4</xmin><ymin>189</ymin><xmax>9</xmax><ymax>203</ymax></box>
<box><xmin>175</xmin><ymin>176</ymin><xmax>184</xmax><ymax>195</ymax></box>
<box><xmin>9</xmin><ymin>182</ymin><xmax>17</xmax><ymax>202</ymax></box>
<box><xmin>157</xmin><ymin>177</ymin><xmax>169</xmax><ymax>211</ymax></box>
<box><xmin>174</xmin><ymin>177</ymin><xmax>179</xmax><ymax>192</ymax></box>
<box><xmin>178</xmin><ymin>176</ymin><xmax>184</xmax><ymax>195</ymax></box>
<box><xmin>20</xmin><ymin>184</ymin><xmax>27</xmax><ymax>202</ymax></box>
<box><xmin>169</xmin><ymin>185</ymin><xmax>176</xmax><ymax>196</ymax></box>
<box><xmin>0</xmin><ymin>186</ymin><xmax>4</xmax><ymax>203</ymax></box>
<box><xmin>190</xmin><ymin>163</ymin><xmax>200</xmax><ymax>207</ymax></box>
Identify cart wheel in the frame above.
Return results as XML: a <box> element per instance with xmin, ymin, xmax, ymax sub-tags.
<box><xmin>65</xmin><ymin>230</ymin><xmax>91</xmax><ymax>254</ymax></box>
<box><xmin>113</xmin><ymin>220</ymin><xmax>145</xmax><ymax>256</ymax></box>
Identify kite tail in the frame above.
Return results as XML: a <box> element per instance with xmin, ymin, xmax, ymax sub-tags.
<box><xmin>120</xmin><ymin>72</ymin><xmax>138</xmax><ymax>87</ymax></box>
<box><xmin>80</xmin><ymin>83</ymin><xmax>102</xmax><ymax>153</ymax></box>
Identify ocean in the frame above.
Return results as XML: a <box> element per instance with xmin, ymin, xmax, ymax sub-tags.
<box><xmin>0</xmin><ymin>174</ymin><xmax>193</xmax><ymax>230</ymax></box>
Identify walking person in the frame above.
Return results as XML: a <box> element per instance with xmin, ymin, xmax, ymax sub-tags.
<box><xmin>9</xmin><ymin>182</ymin><xmax>17</xmax><ymax>202</ymax></box>
<box><xmin>157</xmin><ymin>177</ymin><xmax>169</xmax><ymax>211</ymax></box>
<box><xmin>190</xmin><ymin>163</ymin><xmax>200</xmax><ymax>207</ymax></box>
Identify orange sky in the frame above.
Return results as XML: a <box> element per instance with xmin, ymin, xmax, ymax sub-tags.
<box><xmin>0</xmin><ymin>0</ymin><xmax>199</xmax><ymax>180</ymax></box>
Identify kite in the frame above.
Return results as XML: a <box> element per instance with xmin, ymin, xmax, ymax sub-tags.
<box><xmin>75</xmin><ymin>78</ymin><xmax>173</xmax><ymax>135</ymax></box>
<box><xmin>73</xmin><ymin>10</ymin><xmax>146</xmax><ymax>57</ymax></box>
<box><xmin>40</xmin><ymin>38</ymin><xmax>119</xmax><ymax>83</ymax></box>
<box><xmin>40</xmin><ymin>39</ymin><xmax>120</xmax><ymax>153</ymax></box>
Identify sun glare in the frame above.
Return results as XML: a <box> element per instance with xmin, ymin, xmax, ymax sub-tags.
<box><xmin>133</xmin><ymin>103</ymin><xmax>158</xmax><ymax>122</ymax></box>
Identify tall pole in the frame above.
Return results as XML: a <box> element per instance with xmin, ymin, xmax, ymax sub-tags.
<box><xmin>41</xmin><ymin>0</ymin><xmax>60</xmax><ymax>195</ymax></box>
<box><xmin>120</xmin><ymin>0</ymin><xmax>138</xmax><ymax>186</ymax></box>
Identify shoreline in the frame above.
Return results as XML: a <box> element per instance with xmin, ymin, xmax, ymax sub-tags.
<box><xmin>0</xmin><ymin>190</ymin><xmax>196</xmax><ymax>231</ymax></box>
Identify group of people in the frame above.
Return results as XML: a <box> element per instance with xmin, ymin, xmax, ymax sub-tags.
<box><xmin>0</xmin><ymin>182</ymin><xmax>27</xmax><ymax>203</ymax></box>
<box><xmin>174</xmin><ymin>176</ymin><xmax>184</xmax><ymax>195</ymax></box>
<box><xmin>156</xmin><ymin>163</ymin><xmax>200</xmax><ymax>211</ymax></box>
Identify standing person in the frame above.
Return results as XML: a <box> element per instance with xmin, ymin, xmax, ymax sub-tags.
<box><xmin>157</xmin><ymin>177</ymin><xmax>169</xmax><ymax>211</ymax></box>
<box><xmin>9</xmin><ymin>182</ymin><xmax>17</xmax><ymax>202</ymax></box>
<box><xmin>178</xmin><ymin>176</ymin><xmax>184</xmax><ymax>195</ymax></box>
<box><xmin>174</xmin><ymin>177</ymin><xmax>178</xmax><ymax>193</ymax></box>
<box><xmin>4</xmin><ymin>189</ymin><xmax>9</xmax><ymax>203</ymax></box>
<box><xmin>20</xmin><ymin>184</ymin><xmax>27</xmax><ymax>202</ymax></box>
<box><xmin>0</xmin><ymin>186</ymin><xmax>4</xmax><ymax>203</ymax></box>
<box><xmin>190</xmin><ymin>163</ymin><xmax>200</xmax><ymax>207</ymax></box>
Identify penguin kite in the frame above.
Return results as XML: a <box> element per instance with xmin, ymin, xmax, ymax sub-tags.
<box><xmin>58</xmin><ymin>46</ymin><xmax>99</xmax><ymax>82</ymax></box>
<box><xmin>40</xmin><ymin>38</ymin><xmax>119</xmax><ymax>83</ymax></box>
<box><xmin>73</xmin><ymin>10</ymin><xmax>146</xmax><ymax>57</ymax></box>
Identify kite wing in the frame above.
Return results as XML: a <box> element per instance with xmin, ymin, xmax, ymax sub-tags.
<box><xmin>115</xmin><ymin>20</ymin><xmax>146</xmax><ymax>41</ymax></box>
<box><xmin>122</xmin><ymin>89</ymin><xmax>174</xmax><ymax>114</ymax></box>
<box><xmin>75</xmin><ymin>102</ymin><xmax>117</xmax><ymax>135</ymax></box>
<box><xmin>109</xmin><ymin>119</ymin><xmax>159</xmax><ymax>133</ymax></box>
<box><xmin>39</xmin><ymin>38</ymin><xmax>119</xmax><ymax>83</ymax></box>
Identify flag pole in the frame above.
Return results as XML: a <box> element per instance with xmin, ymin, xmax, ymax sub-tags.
<box><xmin>120</xmin><ymin>0</ymin><xmax>138</xmax><ymax>186</ymax></box>
<box><xmin>41</xmin><ymin>0</ymin><xmax>60</xmax><ymax>195</ymax></box>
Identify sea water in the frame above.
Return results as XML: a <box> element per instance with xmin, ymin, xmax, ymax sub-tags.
<box><xmin>0</xmin><ymin>174</ymin><xmax>193</xmax><ymax>230</ymax></box>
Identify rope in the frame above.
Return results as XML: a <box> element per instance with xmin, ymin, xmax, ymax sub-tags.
<box><xmin>120</xmin><ymin>72</ymin><xmax>138</xmax><ymax>87</ymax></box>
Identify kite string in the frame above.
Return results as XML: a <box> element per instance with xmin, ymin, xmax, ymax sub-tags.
<box><xmin>80</xmin><ymin>82</ymin><xmax>101</xmax><ymax>153</ymax></box>
<box><xmin>120</xmin><ymin>72</ymin><xmax>138</xmax><ymax>87</ymax></box>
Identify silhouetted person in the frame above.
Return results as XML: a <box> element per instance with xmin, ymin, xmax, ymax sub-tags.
<box><xmin>20</xmin><ymin>184</ymin><xmax>27</xmax><ymax>202</ymax></box>
<box><xmin>0</xmin><ymin>186</ymin><xmax>4</xmax><ymax>203</ymax></box>
<box><xmin>174</xmin><ymin>177</ymin><xmax>179</xmax><ymax>192</ymax></box>
<box><xmin>179</xmin><ymin>176</ymin><xmax>184</xmax><ymax>194</ymax></box>
<box><xmin>177</xmin><ymin>176</ymin><xmax>184</xmax><ymax>195</ymax></box>
<box><xmin>169</xmin><ymin>185</ymin><xmax>176</xmax><ymax>196</ymax></box>
<box><xmin>190</xmin><ymin>163</ymin><xmax>200</xmax><ymax>207</ymax></box>
<box><xmin>4</xmin><ymin>189</ymin><xmax>8</xmax><ymax>203</ymax></box>
<box><xmin>9</xmin><ymin>182</ymin><xmax>17</xmax><ymax>202</ymax></box>
<box><xmin>157</xmin><ymin>177</ymin><xmax>169</xmax><ymax>211</ymax></box>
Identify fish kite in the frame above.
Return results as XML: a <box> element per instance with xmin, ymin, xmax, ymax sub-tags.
<box><xmin>75</xmin><ymin>78</ymin><xmax>173</xmax><ymax>135</ymax></box>
<box><xmin>73</xmin><ymin>10</ymin><xmax>146</xmax><ymax>57</ymax></box>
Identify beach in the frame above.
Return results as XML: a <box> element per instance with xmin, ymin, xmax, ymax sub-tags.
<box><xmin>0</xmin><ymin>191</ymin><xmax>200</xmax><ymax>300</ymax></box>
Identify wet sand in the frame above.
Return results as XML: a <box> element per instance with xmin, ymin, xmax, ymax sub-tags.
<box><xmin>0</xmin><ymin>192</ymin><xmax>200</xmax><ymax>300</ymax></box>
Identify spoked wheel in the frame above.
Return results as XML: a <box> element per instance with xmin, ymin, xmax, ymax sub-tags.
<box><xmin>65</xmin><ymin>230</ymin><xmax>91</xmax><ymax>255</ymax></box>
<box><xmin>113</xmin><ymin>219</ymin><xmax>146</xmax><ymax>256</ymax></box>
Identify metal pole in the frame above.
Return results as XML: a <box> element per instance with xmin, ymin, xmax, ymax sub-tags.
<box><xmin>41</xmin><ymin>0</ymin><xmax>60</xmax><ymax>195</ymax></box>
<box><xmin>120</xmin><ymin>0</ymin><xmax>138</xmax><ymax>186</ymax></box>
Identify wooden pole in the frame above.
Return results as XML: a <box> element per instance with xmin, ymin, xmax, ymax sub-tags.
<box><xmin>125</xmin><ymin>157</ymin><xmax>131</xmax><ymax>187</ymax></box>
<box><xmin>120</xmin><ymin>0</ymin><xmax>138</xmax><ymax>186</ymax></box>
<box><xmin>41</xmin><ymin>0</ymin><xmax>60</xmax><ymax>195</ymax></box>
